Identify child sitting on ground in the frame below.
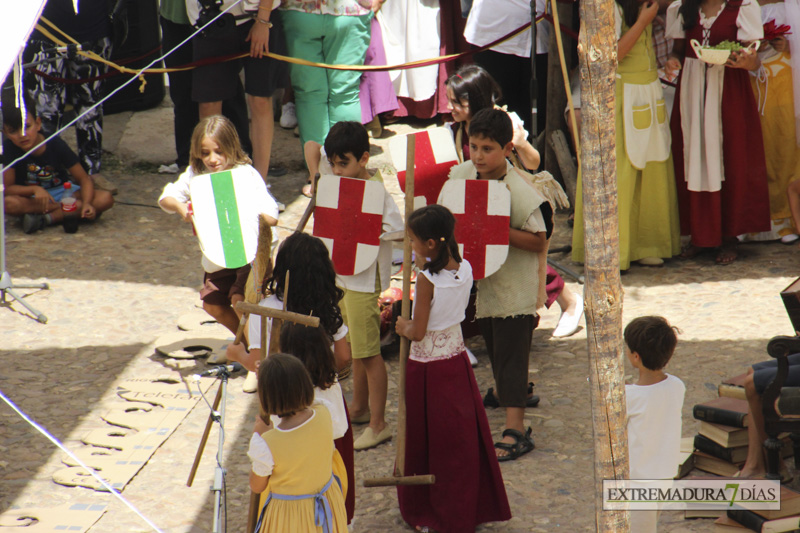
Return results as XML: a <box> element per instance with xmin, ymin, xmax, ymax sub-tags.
<box><xmin>158</xmin><ymin>115</ymin><xmax>279</xmax><ymax>339</ymax></box>
<box><xmin>321</xmin><ymin>121</ymin><xmax>404</xmax><ymax>451</ymax></box>
<box><xmin>2</xmin><ymin>96</ymin><xmax>114</xmax><ymax>233</ymax></box>
<box><xmin>446</xmin><ymin>108</ymin><xmax>550</xmax><ymax>462</ymax></box>
<box><xmin>624</xmin><ymin>315</ymin><xmax>685</xmax><ymax>533</ymax></box>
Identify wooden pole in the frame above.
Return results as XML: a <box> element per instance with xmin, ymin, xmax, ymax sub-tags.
<box><xmin>363</xmin><ymin>133</ymin><xmax>434</xmax><ymax>488</ymax></box>
<box><xmin>185</xmin><ymin>385</ymin><xmax>223</xmax><ymax>487</ymax></box>
<box><xmin>578</xmin><ymin>0</ymin><xmax>629</xmax><ymax>528</ymax></box>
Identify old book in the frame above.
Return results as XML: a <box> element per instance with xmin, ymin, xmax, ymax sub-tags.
<box><xmin>694</xmin><ymin>397</ymin><xmax>750</xmax><ymax>428</ymax></box>
<box><xmin>781</xmin><ymin>277</ymin><xmax>800</xmax><ymax>334</ymax></box>
<box><xmin>695</xmin><ymin>433</ymin><xmax>748</xmax><ymax>462</ymax></box>
<box><xmin>719</xmin><ymin>373</ymin><xmax>749</xmax><ymax>401</ymax></box>
<box><xmin>693</xmin><ymin>450</ymin><xmax>742</xmax><ymax>477</ymax></box>
<box><xmin>727</xmin><ymin>507</ymin><xmax>800</xmax><ymax>533</ymax></box>
<box><xmin>755</xmin><ymin>485</ymin><xmax>800</xmax><ymax>521</ymax></box>
<box><xmin>699</xmin><ymin>422</ymin><xmax>750</xmax><ymax>448</ymax></box>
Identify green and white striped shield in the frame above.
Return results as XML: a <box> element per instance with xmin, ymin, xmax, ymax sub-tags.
<box><xmin>189</xmin><ymin>169</ymin><xmax>260</xmax><ymax>270</ymax></box>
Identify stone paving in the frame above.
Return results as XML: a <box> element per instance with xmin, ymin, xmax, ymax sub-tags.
<box><xmin>1</xmin><ymin>99</ymin><xmax>799</xmax><ymax>532</ymax></box>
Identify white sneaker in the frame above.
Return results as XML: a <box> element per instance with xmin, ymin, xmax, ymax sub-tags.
<box><xmin>243</xmin><ymin>371</ymin><xmax>258</xmax><ymax>393</ymax></box>
<box><xmin>158</xmin><ymin>163</ymin><xmax>180</xmax><ymax>174</ymax></box>
<box><xmin>280</xmin><ymin>102</ymin><xmax>297</xmax><ymax>129</ymax></box>
<box><xmin>782</xmin><ymin>234</ymin><xmax>800</xmax><ymax>244</ymax></box>
<box><xmin>552</xmin><ymin>294</ymin><xmax>583</xmax><ymax>338</ymax></box>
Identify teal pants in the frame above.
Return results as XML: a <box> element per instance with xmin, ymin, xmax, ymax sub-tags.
<box><xmin>280</xmin><ymin>10</ymin><xmax>371</xmax><ymax>146</ymax></box>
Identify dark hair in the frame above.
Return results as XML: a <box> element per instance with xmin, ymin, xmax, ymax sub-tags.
<box><xmin>1</xmin><ymin>93</ymin><xmax>37</xmax><ymax>132</ymax></box>
<box><xmin>265</xmin><ymin>232</ymin><xmax>345</xmax><ymax>338</ymax></box>
<box><xmin>445</xmin><ymin>65</ymin><xmax>502</xmax><ymax>118</ymax></box>
<box><xmin>468</xmin><ymin>108</ymin><xmax>513</xmax><ymax>147</ymax></box>
<box><xmin>624</xmin><ymin>316</ymin><xmax>680</xmax><ymax>371</ymax></box>
<box><xmin>616</xmin><ymin>0</ymin><xmax>640</xmax><ymax>30</ymax></box>
<box><xmin>324</xmin><ymin>121</ymin><xmax>370</xmax><ymax>163</ymax></box>
<box><xmin>257</xmin><ymin>353</ymin><xmax>315</xmax><ymax>417</ymax></box>
<box><xmin>279</xmin><ymin>323</ymin><xmax>337</xmax><ymax>391</ymax></box>
<box><xmin>407</xmin><ymin>205</ymin><xmax>461</xmax><ymax>275</ymax></box>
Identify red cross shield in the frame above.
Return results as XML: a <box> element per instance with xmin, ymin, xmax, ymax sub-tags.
<box><xmin>313</xmin><ymin>175</ymin><xmax>385</xmax><ymax>276</ymax></box>
<box><xmin>438</xmin><ymin>179</ymin><xmax>510</xmax><ymax>280</ymax></box>
<box><xmin>390</xmin><ymin>128</ymin><xmax>458</xmax><ymax>209</ymax></box>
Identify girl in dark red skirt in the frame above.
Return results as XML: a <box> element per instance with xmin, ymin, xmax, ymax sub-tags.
<box><xmin>395</xmin><ymin>205</ymin><xmax>510</xmax><ymax>532</ymax></box>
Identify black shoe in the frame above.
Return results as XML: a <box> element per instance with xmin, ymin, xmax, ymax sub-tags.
<box><xmin>22</xmin><ymin>214</ymin><xmax>46</xmax><ymax>234</ymax></box>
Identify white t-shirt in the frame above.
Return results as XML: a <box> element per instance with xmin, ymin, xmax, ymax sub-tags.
<box><xmin>248</xmin><ymin>294</ymin><xmax>348</xmax><ymax>350</ymax></box>
<box><xmin>626</xmin><ymin>374</ymin><xmax>686</xmax><ymax>479</ymax></box>
<box><xmin>158</xmin><ymin>164</ymin><xmax>280</xmax><ymax>273</ymax></box>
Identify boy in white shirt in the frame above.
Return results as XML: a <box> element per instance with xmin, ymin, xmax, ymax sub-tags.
<box><xmin>625</xmin><ymin>315</ymin><xmax>685</xmax><ymax>533</ymax></box>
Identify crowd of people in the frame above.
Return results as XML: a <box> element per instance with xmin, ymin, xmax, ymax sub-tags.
<box><xmin>3</xmin><ymin>0</ymin><xmax>800</xmax><ymax>531</ymax></box>
<box><xmin>571</xmin><ymin>0</ymin><xmax>800</xmax><ymax>269</ymax></box>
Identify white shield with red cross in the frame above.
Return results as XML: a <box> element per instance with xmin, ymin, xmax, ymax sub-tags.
<box><xmin>390</xmin><ymin>128</ymin><xmax>459</xmax><ymax>210</ymax></box>
<box><xmin>189</xmin><ymin>168</ymin><xmax>261</xmax><ymax>270</ymax></box>
<box><xmin>438</xmin><ymin>179</ymin><xmax>510</xmax><ymax>280</ymax></box>
<box><xmin>313</xmin><ymin>175</ymin><xmax>385</xmax><ymax>276</ymax></box>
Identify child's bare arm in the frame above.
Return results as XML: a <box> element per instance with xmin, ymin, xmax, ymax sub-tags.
<box><xmin>333</xmin><ymin>337</ymin><xmax>352</xmax><ymax>373</ymax></box>
<box><xmin>395</xmin><ymin>274</ymin><xmax>432</xmax><ymax>342</ymax></box>
<box><xmin>509</xmin><ymin>228</ymin><xmax>547</xmax><ymax>253</ymax></box>
<box><xmin>159</xmin><ymin>196</ymin><xmax>192</xmax><ymax>222</ymax></box>
<box><xmin>3</xmin><ymin>167</ymin><xmax>57</xmax><ymax>211</ymax></box>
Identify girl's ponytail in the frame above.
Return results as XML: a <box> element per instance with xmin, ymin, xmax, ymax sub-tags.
<box><xmin>408</xmin><ymin>205</ymin><xmax>460</xmax><ymax>275</ymax></box>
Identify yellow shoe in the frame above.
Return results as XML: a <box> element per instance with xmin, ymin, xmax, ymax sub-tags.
<box><xmin>353</xmin><ymin>426</ymin><xmax>392</xmax><ymax>450</ymax></box>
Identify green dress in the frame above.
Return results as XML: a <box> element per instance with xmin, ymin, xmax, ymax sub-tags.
<box><xmin>572</xmin><ymin>12</ymin><xmax>681</xmax><ymax>270</ymax></box>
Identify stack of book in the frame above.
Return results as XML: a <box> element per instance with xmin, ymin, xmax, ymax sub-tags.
<box><xmin>692</xmin><ymin>396</ymin><xmax>751</xmax><ymax>477</ymax></box>
<box><xmin>713</xmin><ymin>486</ymin><xmax>800</xmax><ymax>531</ymax></box>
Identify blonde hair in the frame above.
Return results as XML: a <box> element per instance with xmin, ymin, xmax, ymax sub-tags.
<box><xmin>189</xmin><ymin>115</ymin><xmax>251</xmax><ymax>174</ymax></box>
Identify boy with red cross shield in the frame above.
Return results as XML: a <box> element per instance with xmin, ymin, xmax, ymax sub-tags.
<box><xmin>313</xmin><ymin>121</ymin><xmax>404</xmax><ymax>451</ymax></box>
<box><xmin>444</xmin><ymin>108</ymin><xmax>553</xmax><ymax>462</ymax></box>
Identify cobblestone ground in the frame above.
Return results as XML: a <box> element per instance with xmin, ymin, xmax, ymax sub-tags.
<box><xmin>1</xmin><ymin>102</ymin><xmax>798</xmax><ymax>532</ymax></box>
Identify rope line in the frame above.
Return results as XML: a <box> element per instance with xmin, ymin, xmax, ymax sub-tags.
<box><xmin>0</xmin><ymin>389</ymin><xmax>165</xmax><ymax>533</ymax></box>
<box><xmin>31</xmin><ymin>16</ymin><xmax>553</xmax><ymax>81</ymax></box>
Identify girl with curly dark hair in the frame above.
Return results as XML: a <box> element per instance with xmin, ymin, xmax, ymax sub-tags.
<box><xmin>226</xmin><ymin>232</ymin><xmax>351</xmax><ymax>375</ymax></box>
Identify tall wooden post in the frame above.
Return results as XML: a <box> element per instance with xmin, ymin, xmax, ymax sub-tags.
<box><xmin>577</xmin><ymin>0</ymin><xmax>629</xmax><ymax>529</ymax></box>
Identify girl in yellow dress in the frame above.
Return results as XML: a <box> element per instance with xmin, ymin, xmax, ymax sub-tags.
<box><xmin>248</xmin><ymin>353</ymin><xmax>347</xmax><ymax>533</ymax></box>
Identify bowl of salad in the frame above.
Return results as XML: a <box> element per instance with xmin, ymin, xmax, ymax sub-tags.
<box><xmin>690</xmin><ymin>39</ymin><xmax>758</xmax><ymax>65</ymax></box>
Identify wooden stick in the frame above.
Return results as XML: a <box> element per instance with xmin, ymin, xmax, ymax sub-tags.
<box><xmin>186</xmin><ymin>384</ymin><xmax>223</xmax><ymax>487</ymax></box>
<box><xmin>395</xmin><ymin>134</ymin><xmax>415</xmax><ymax>479</ymax></box>
<box><xmin>363</xmin><ymin>474</ymin><xmax>435</xmax><ymax>488</ymax></box>
<box><xmin>246</xmin><ymin>492</ymin><xmax>260</xmax><ymax>533</ymax></box>
<box><xmin>234</xmin><ymin>302</ymin><xmax>320</xmax><ymax>328</ymax></box>
<box><xmin>364</xmin><ymin>134</ymin><xmax>433</xmax><ymax>488</ymax></box>
<box><xmin>295</xmin><ymin>173</ymin><xmax>319</xmax><ymax>233</ymax></box>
